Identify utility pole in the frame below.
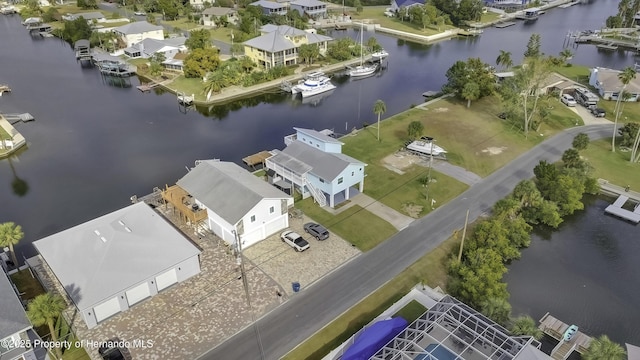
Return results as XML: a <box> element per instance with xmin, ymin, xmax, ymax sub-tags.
<box><xmin>233</xmin><ymin>229</ymin><xmax>265</xmax><ymax>360</ymax></box>
<box><xmin>458</xmin><ymin>209</ymin><xmax>470</xmax><ymax>262</ymax></box>
<box><xmin>425</xmin><ymin>138</ymin><xmax>434</xmax><ymax>201</ymax></box>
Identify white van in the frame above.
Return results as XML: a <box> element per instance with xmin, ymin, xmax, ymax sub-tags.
<box><xmin>561</xmin><ymin>94</ymin><xmax>577</xmax><ymax>107</ymax></box>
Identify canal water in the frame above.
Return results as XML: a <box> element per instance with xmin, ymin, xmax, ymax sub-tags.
<box><xmin>0</xmin><ymin>0</ymin><xmax>638</xmax><ymax>346</ymax></box>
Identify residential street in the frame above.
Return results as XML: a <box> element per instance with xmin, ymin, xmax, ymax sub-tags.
<box><xmin>198</xmin><ymin>124</ymin><xmax>614</xmax><ymax>360</ymax></box>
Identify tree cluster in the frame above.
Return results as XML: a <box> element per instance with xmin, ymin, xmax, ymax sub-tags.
<box><xmin>326</xmin><ymin>37</ymin><xmax>359</xmax><ymax>61</ymax></box>
<box><xmin>606</xmin><ymin>0</ymin><xmax>640</xmax><ymax>28</ymax></box>
<box><xmin>183</xmin><ymin>47</ymin><xmax>221</xmax><ymax>78</ymax></box>
<box><xmin>76</xmin><ymin>0</ymin><xmax>98</xmax><ymax>9</ymax></box>
<box><xmin>447</xmin><ymin>133</ymin><xmax>597</xmax><ymax>325</ymax></box>
<box><xmin>430</xmin><ymin>0</ymin><xmax>484</xmax><ymax>26</ymax></box>
<box><xmin>59</xmin><ymin>17</ymin><xmax>94</xmax><ymax>45</ymax></box>
<box><xmin>399</xmin><ymin>3</ymin><xmax>449</xmax><ymax>31</ymax></box>
<box><xmin>442</xmin><ymin>57</ymin><xmax>495</xmax><ymax>107</ymax></box>
<box><xmin>202</xmin><ymin>61</ymin><xmax>291</xmax><ymax>96</ymax></box>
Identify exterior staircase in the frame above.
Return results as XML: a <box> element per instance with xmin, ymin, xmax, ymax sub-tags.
<box><xmin>551</xmin><ymin>340</ymin><xmax>576</xmax><ymax>360</ymax></box>
<box><xmin>302</xmin><ymin>176</ymin><xmax>326</xmax><ymax>207</ymax></box>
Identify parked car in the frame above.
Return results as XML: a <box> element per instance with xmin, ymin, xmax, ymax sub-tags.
<box><xmin>280</xmin><ymin>230</ymin><xmax>310</xmax><ymax>252</ymax></box>
<box><xmin>561</xmin><ymin>94</ymin><xmax>577</xmax><ymax>107</ymax></box>
<box><xmin>590</xmin><ymin>107</ymin><xmax>606</xmax><ymax>117</ymax></box>
<box><xmin>303</xmin><ymin>222</ymin><xmax>330</xmax><ymax>240</ymax></box>
<box><xmin>133</xmin><ymin>11</ymin><xmax>146</xmax><ymax>16</ymax></box>
<box><xmin>99</xmin><ymin>346</ymin><xmax>126</xmax><ymax>360</ymax></box>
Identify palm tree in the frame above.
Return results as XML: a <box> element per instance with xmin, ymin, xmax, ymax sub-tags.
<box><xmin>510</xmin><ymin>315</ymin><xmax>543</xmax><ymax>340</ymax></box>
<box><xmin>480</xmin><ymin>297</ymin><xmax>511</xmax><ymax>326</ymax></box>
<box><xmin>612</xmin><ymin>67</ymin><xmax>637</xmax><ymax>152</ymax></box>
<box><xmin>373</xmin><ymin>99</ymin><xmax>386</xmax><ymax>141</ymax></box>
<box><xmin>582</xmin><ymin>335</ymin><xmax>626</xmax><ymax>360</ymax></box>
<box><xmin>27</xmin><ymin>293</ymin><xmax>67</xmax><ymax>359</ymax></box>
<box><xmin>559</xmin><ymin>48</ymin><xmax>573</xmax><ymax>65</ymax></box>
<box><xmin>496</xmin><ymin>50</ymin><xmax>513</xmax><ymax>70</ymax></box>
<box><xmin>0</xmin><ymin>222</ymin><xmax>24</xmax><ymax>267</ymax></box>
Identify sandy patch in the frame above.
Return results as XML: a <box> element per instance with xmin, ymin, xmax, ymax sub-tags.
<box><xmin>402</xmin><ymin>203</ymin><xmax>424</xmax><ymax>218</ymax></box>
<box><xmin>433</xmin><ymin>107</ymin><xmax>449</xmax><ymax>113</ymax></box>
<box><xmin>481</xmin><ymin>146</ymin><xmax>507</xmax><ymax>155</ymax></box>
<box><xmin>382</xmin><ymin>152</ymin><xmax>419</xmax><ymax>171</ymax></box>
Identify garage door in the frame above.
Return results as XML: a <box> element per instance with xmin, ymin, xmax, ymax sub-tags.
<box><xmin>125</xmin><ymin>282</ymin><xmax>151</xmax><ymax>306</ymax></box>
<box><xmin>93</xmin><ymin>297</ymin><xmax>121</xmax><ymax>323</ymax></box>
<box><xmin>264</xmin><ymin>216</ymin><xmax>286</xmax><ymax>237</ymax></box>
<box><xmin>155</xmin><ymin>269</ymin><xmax>178</xmax><ymax>291</ymax></box>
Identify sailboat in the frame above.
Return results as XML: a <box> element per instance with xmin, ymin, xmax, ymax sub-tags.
<box><xmin>348</xmin><ymin>23</ymin><xmax>378</xmax><ymax>77</ymax></box>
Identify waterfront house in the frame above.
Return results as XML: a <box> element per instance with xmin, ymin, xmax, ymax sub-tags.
<box><xmin>61</xmin><ymin>11</ymin><xmax>106</xmax><ymax>23</ymax></box>
<box><xmin>265</xmin><ymin>128</ymin><xmax>367</xmax><ymax>208</ymax></box>
<box><xmin>175</xmin><ymin>160</ymin><xmax>294</xmax><ymax>249</ymax></box>
<box><xmin>0</xmin><ymin>270</ymin><xmax>47</xmax><ymax>360</ymax></box>
<box><xmin>123</xmin><ymin>36</ymin><xmax>187</xmax><ymax>59</ymax></box>
<box><xmin>32</xmin><ymin>202</ymin><xmax>202</xmax><ymax>329</ymax></box>
<box><xmin>390</xmin><ymin>0</ymin><xmax>423</xmax><ymax>12</ymax></box>
<box><xmin>112</xmin><ymin>21</ymin><xmax>164</xmax><ymax>47</ymax></box>
<box><xmin>202</xmin><ymin>7</ymin><xmax>239</xmax><ymax>27</ymax></box>
<box><xmin>290</xmin><ymin>0</ymin><xmax>327</xmax><ymax>19</ymax></box>
<box><xmin>189</xmin><ymin>0</ymin><xmax>205</xmax><ymax>10</ymax></box>
<box><xmin>244</xmin><ymin>25</ymin><xmax>332</xmax><ymax>69</ymax></box>
<box><xmin>483</xmin><ymin>0</ymin><xmax>530</xmax><ymax>8</ymax></box>
<box><xmin>589</xmin><ymin>67</ymin><xmax>640</xmax><ymax>101</ymax></box>
<box><xmin>249</xmin><ymin>0</ymin><xmax>289</xmax><ymax>16</ymax></box>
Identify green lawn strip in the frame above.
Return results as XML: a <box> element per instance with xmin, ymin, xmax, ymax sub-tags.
<box><xmin>57</xmin><ymin>316</ymin><xmax>90</xmax><ymax>360</ymax></box>
<box><xmin>553</xmin><ymin>64</ymin><xmax>592</xmax><ymax>85</ymax></box>
<box><xmin>393</xmin><ymin>300</ymin><xmax>428</xmax><ymax>322</ymax></box>
<box><xmin>295</xmin><ymin>199</ymin><xmax>396</xmax><ymax>251</ymax></box>
<box><xmin>582</xmin><ymin>139</ymin><xmax>640</xmax><ymax>190</ymax></box>
<box><xmin>163</xmin><ymin>17</ymin><xmax>200</xmax><ymax>31</ymax></box>
<box><xmin>167</xmin><ymin>76</ymin><xmax>204</xmax><ymax>98</ymax></box>
<box><xmin>478</xmin><ymin>11</ymin><xmax>500</xmax><ymax>23</ymax></box>
<box><xmin>351</xmin><ymin>6</ymin><xmax>454</xmax><ymax>37</ymax></box>
<box><xmin>282</xmin><ymin>233</ymin><xmax>459</xmax><ymax>360</ymax></box>
<box><xmin>0</xmin><ymin>125</ymin><xmax>10</xmax><ymax>140</ymax></box>
<box><xmin>10</xmin><ymin>270</ymin><xmax>45</xmax><ymax>300</ymax></box>
<box><xmin>208</xmin><ymin>27</ymin><xmax>235</xmax><ymax>43</ymax></box>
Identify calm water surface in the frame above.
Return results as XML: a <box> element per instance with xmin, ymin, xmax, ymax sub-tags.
<box><xmin>1</xmin><ymin>0</ymin><xmax>638</xmax><ymax>346</ymax></box>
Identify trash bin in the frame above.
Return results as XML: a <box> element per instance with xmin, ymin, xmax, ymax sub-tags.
<box><xmin>292</xmin><ymin>282</ymin><xmax>301</xmax><ymax>293</ymax></box>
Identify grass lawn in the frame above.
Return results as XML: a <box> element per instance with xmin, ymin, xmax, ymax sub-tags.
<box><xmin>0</xmin><ymin>125</ymin><xmax>10</xmax><ymax>140</ymax></box>
<box><xmin>208</xmin><ymin>27</ymin><xmax>235</xmax><ymax>43</ymax></box>
<box><xmin>163</xmin><ymin>17</ymin><xmax>201</xmax><ymax>31</ymax></box>
<box><xmin>295</xmin><ymin>199</ymin><xmax>397</xmax><ymax>251</ymax></box>
<box><xmin>10</xmin><ymin>270</ymin><xmax>45</xmax><ymax>301</ymax></box>
<box><xmin>582</xmin><ymin>139</ymin><xmax>640</xmax><ymax>190</ymax></box>
<box><xmin>282</xmin><ymin>232</ymin><xmax>460</xmax><ymax>360</ymax></box>
<box><xmin>167</xmin><ymin>76</ymin><xmax>205</xmax><ymax>99</ymax></box>
<box><xmin>478</xmin><ymin>11</ymin><xmax>501</xmax><ymax>23</ymax></box>
<box><xmin>351</xmin><ymin>6</ymin><xmax>454</xmax><ymax>37</ymax></box>
<box><xmin>393</xmin><ymin>300</ymin><xmax>427</xmax><ymax>322</ymax></box>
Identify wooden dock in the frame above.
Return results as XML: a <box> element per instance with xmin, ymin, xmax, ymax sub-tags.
<box><xmin>598</xmin><ymin>178</ymin><xmax>640</xmax><ymax>203</ymax></box>
<box><xmin>243</xmin><ymin>150</ymin><xmax>273</xmax><ymax>168</ymax></box>
<box><xmin>494</xmin><ymin>21</ymin><xmax>516</xmax><ymax>28</ymax></box>
<box><xmin>137</xmin><ymin>83</ymin><xmax>160</xmax><ymax>92</ymax></box>
<box><xmin>539</xmin><ymin>313</ymin><xmax>592</xmax><ymax>360</ymax></box>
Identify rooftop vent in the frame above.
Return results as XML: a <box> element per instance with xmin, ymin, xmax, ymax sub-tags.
<box><xmin>94</xmin><ymin>230</ymin><xmax>101</xmax><ymax>236</ymax></box>
<box><xmin>100</xmin><ymin>236</ymin><xmax>107</xmax><ymax>243</ymax></box>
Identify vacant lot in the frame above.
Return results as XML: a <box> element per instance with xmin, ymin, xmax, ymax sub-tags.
<box><xmin>582</xmin><ymin>139</ymin><xmax>640</xmax><ymax>190</ymax></box>
<box><xmin>351</xmin><ymin>6</ymin><xmax>455</xmax><ymax>36</ymax></box>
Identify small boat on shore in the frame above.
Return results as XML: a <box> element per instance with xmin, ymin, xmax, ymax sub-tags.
<box><xmin>563</xmin><ymin>324</ymin><xmax>578</xmax><ymax>342</ymax></box>
<box><xmin>0</xmin><ymin>84</ymin><xmax>11</xmax><ymax>96</ymax></box>
<box><xmin>371</xmin><ymin>49</ymin><xmax>389</xmax><ymax>61</ymax></box>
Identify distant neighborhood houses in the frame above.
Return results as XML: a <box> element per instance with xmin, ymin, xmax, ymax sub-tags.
<box><xmin>123</xmin><ymin>36</ymin><xmax>187</xmax><ymax>59</ymax></box>
<box><xmin>589</xmin><ymin>67</ymin><xmax>640</xmax><ymax>101</ymax></box>
<box><xmin>112</xmin><ymin>21</ymin><xmax>164</xmax><ymax>47</ymax></box>
<box><xmin>244</xmin><ymin>24</ymin><xmax>332</xmax><ymax>69</ymax></box>
<box><xmin>61</xmin><ymin>11</ymin><xmax>106</xmax><ymax>22</ymax></box>
<box><xmin>390</xmin><ymin>0</ymin><xmax>423</xmax><ymax>12</ymax></box>
<box><xmin>248</xmin><ymin>0</ymin><xmax>327</xmax><ymax>18</ymax></box>
<box><xmin>201</xmin><ymin>7</ymin><xmax>239</xmax><ymax>27</ymax></box>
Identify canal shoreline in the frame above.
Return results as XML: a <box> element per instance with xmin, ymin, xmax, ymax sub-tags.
<box><xmin>0</xmin><ymin>115</ymin><xmax>26</xmax><ymax>158</ymax></box>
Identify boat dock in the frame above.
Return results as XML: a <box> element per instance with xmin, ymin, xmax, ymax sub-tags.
<box><xmin>539</xmin><ymin>313</ymin><xmax>593</xmax><ymax>360</ymax></box>
<box><xmin>0</xmin><ymin>115</ymin><xmax>27</xmax><ymax>158</ymax></box>
<box><xmin>571</xmin><ymin>31</ymin><xmax>640</xmax><ymax>52</ymax></box>
<box><xmin>596</xmin><ymin>43</ymin><xmax>618</xmax><ymax>51</ymax></box>
<box><xmin>494</xmin><ymin>21</ymin><xmax>516</xmax><ymax>28</ymax></box>
<box><xmin>1</xmin><ymin>113</ymin><xmax>35</xmax><ymax>124</ymax></box>
<box><xmin>137</xmin><ymin>83</ymin><xmax>160</xmax><ymax>92</ymax></box>
<box><xmin>242</xmin><ymin>150</ymin><xmax>273</xmax><ymax>169</ymax></box>
<box><xmin>599</xmin><ymin>179</ymin><xmax>640</xmax><ymax>223</ymax></box>
<box><xmin>558</xmin><ymin>1</ymin><xmax>579</xmax><ymax>8</ymax></box>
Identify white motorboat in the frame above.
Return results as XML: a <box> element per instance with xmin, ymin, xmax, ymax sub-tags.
<box><xmin>292</xmin><ymin>72</ymin><xmax>336</xmax><ymax>98</ymax></box>
<box><xmin>371</xmin><ymin>49</ymin><xmax>389</xmax><ymax>60</ymax></box>
<box><xmin>348</xmin><ymin>23</ymin><xmax>378</xmax><ymax>77</ymax></box>
<box><xmin>406</xmin><ymin>138</ymin><xmax>447</xmax><ymax>156</ymax></box>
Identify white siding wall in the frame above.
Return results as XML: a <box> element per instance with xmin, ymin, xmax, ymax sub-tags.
<box><xmin>123</xmin><ymin>29</ymin><xmax>164</xmax><ymax>47</ymax></box>
<box><xmin>238</xmin><ymin>198</ymin><xmax>291</xmax><ymax>248</ymax></box>
<box><xmin>296</xmin><ymin>132</ymin><xmax>343</xmax><ymax>153</ymax></box>
<box><xmin>81</xmin><ymin>255</ymin><xmax>200</xmax><ymax>329</ymax></box>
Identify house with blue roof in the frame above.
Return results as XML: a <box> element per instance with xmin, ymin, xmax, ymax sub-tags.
<box><xmin>390</xmin><ymin>0</ymin><xmax>423</xmax><ymax>12</ymax></box>
<box><xmin>249</xmin><ymin>0</ymin><xmax>289</xmax><ymax>15</ymax></box>
<box><xmin>265</xmin><ymin>128</ymin><xmax>367</xmax><ymax>208</ymax></box>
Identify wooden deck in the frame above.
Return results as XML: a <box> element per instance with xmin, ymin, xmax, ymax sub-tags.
<box><xmin>243</xmin><ymin>150</ymin><xmax>273</xmax><ymax>168</ymax></box>
<box><xmin>539</xmin><ymin>313</ymin><xmax>592</xmax><ymax>359</ymax></box>
<box><xmin>160</xmin><ymin>185</ymin><xmax>208</xmax><ymax>225</ymax></box>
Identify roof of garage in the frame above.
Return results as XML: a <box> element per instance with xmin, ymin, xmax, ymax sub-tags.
<box><xmin>33</xmin><ymin>202</ymin><xmax>201</xmax><ymax>310</ymax></box>
<box><xmin>177</xmin><ymin>160</ymin><xmax>292</xmax><ymax>225</ymax></box>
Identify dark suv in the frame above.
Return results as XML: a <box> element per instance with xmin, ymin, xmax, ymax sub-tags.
<box><xmin>590</xmin><ymin>107</ymin><xmax>605</xmax><ymax>118</ymax></box>
<box><xmin>303</xmin><ymin>222</ymin><xmax>330</xmax><ymax>240</ymax></box>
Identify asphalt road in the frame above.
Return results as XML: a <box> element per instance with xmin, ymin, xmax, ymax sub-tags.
<box><xmin>199</xmin><ymin>124</ymin><xmax>614</xmax><ymax>360</ymax></box>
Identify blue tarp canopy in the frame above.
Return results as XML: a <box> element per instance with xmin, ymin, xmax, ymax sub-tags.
<box><xmin>342</xmin><ymin>317</ymin><xmax>409</xmax><ymax>360</ymax></box>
